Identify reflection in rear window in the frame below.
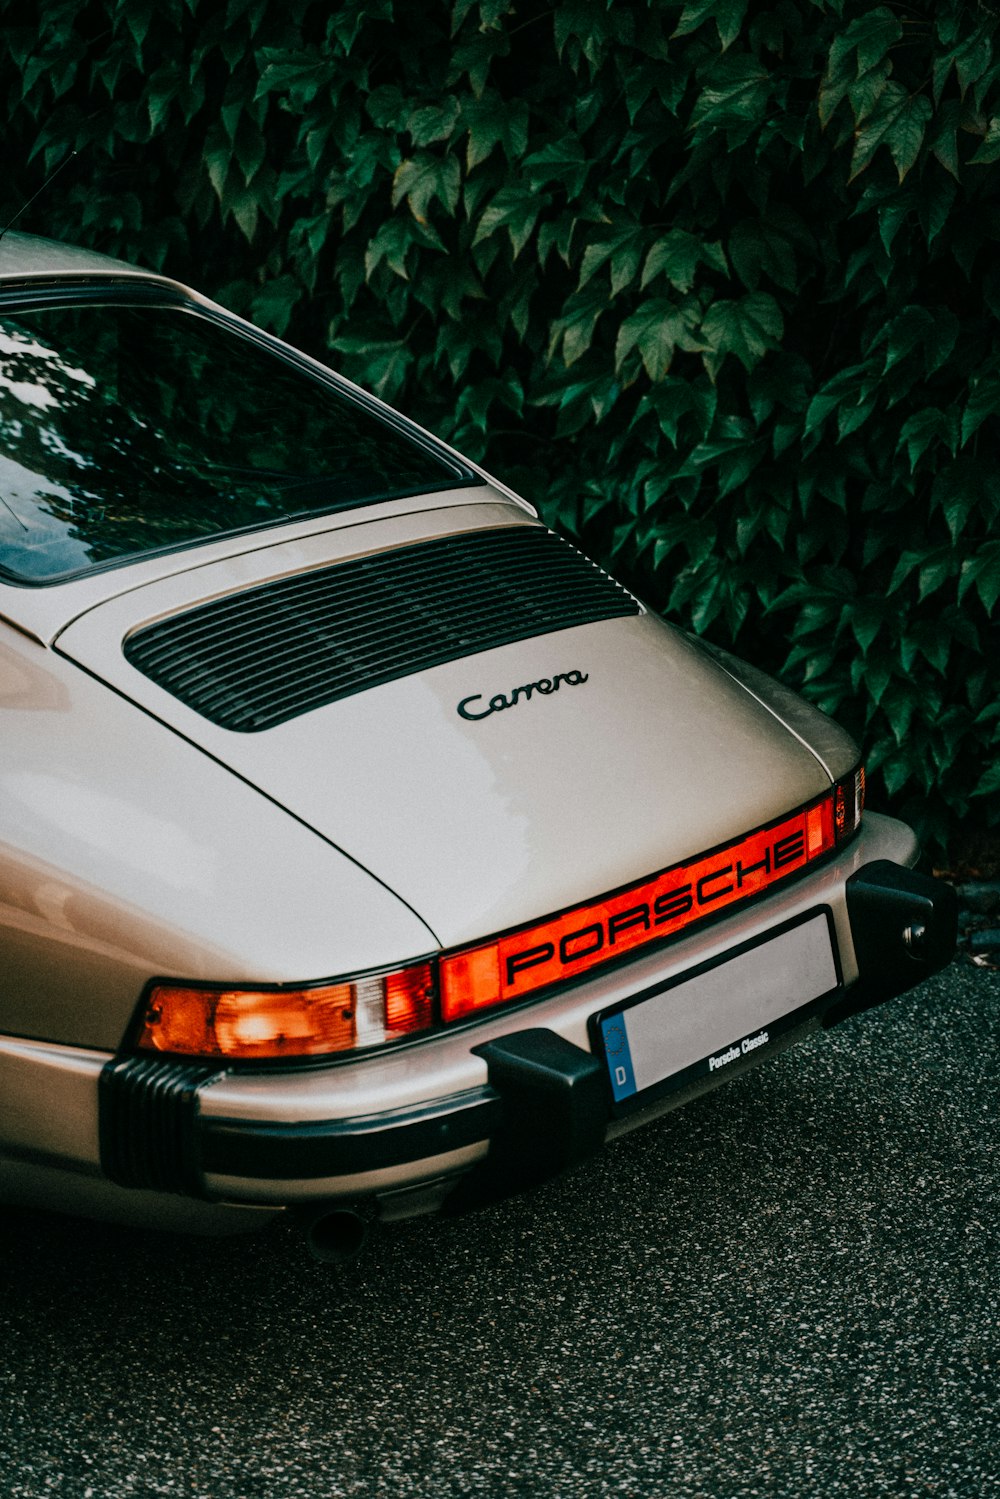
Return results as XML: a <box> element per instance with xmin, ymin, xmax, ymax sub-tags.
<box><xmin>0</xmin><ymin>301</ymin><xmax>472</xmax><ymax>582</ymax></box>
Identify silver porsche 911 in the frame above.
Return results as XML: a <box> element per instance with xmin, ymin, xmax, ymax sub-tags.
<box><xmin>0</xmin><ymin>233</ymin><xmax>956</xmax><ymax>1259</ymax></box>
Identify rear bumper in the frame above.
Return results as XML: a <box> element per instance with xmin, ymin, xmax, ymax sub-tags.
<box><xmin>199</xmin><ymin>853</ymin><xmax>955</xmax><ymax>1216</ymax></box>
<box><xmin>1</xmin><ymin>814</ymin><xmax>956</xmax><ymax>1227</ymax></box>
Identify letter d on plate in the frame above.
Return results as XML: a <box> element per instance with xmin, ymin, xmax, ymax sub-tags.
<box><xmin>600</xmin><ymin>1016</ymin><xmax>637</xmax><ymax>1102</ymax></box>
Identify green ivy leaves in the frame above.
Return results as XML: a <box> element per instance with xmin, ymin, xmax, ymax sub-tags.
<box><xmin>392</xmin><ymin>154</ymin><xmax>462</xmax><ymax>222</ymax></box>
<box><xmin>2</xmin><ymin>0</ymin><xmax>998</xmax><ymax>853</ymax></box>
<box><xmin>701</xmin><ymin>293</ymin><xmax>784</xmax><ymax>376</ymax></box>
<box><xmin>616</xmin><ymin>299</ymin><xmax>703</xmax><ymax>382</ymax></box>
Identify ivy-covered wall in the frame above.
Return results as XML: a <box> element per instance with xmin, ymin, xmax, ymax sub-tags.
<box><xmin>2</xmin><ymin>0</ymin><xmax>998</xmax><ymax>853</ymax></box>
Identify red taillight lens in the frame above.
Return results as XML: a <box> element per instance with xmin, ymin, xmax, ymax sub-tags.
<box><xmin>137</xmin><ymin>962</ymin><xmax>434</xmax><ymax>1060</ymax></box>
<box><xmin>384</xmin><ymin>966</ymin><xmax>435</xmax><ymax>1034</ymax></box>
<box><xmin>806</xmin><ymin>796</ymin><xmax>834</xmax><ymax>857</ymax></box>
<box><xmin>438</xmin><ymin>945</ymin><xmax>503</xmax><ymax>1023</ymax></box>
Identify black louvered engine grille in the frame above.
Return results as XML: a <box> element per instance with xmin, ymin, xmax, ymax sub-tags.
<box><xmin>123</xmin><ymin>526</ymin><xmax>641</xmax><ymax>732</ymax></box>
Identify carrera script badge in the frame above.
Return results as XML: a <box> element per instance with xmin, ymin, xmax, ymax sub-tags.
<box><xmin>457</xmin><ymin>669</ymin><xmax>589</xmax><ymax>722</ymax></box>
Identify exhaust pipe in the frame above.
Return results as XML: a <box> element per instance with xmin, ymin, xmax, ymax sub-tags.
<box><xmin>296</xmin><ymin>1201</ymin><xmax>376</xmax><ymax>1264</ymax></box>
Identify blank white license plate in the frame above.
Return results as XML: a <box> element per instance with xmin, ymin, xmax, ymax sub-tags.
<box><xmin>597</xmin><ymin>910</ymin><xmax>839</xmax><ymax>1108</ymax></box>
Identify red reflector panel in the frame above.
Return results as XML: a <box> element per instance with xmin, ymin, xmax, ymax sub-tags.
<box><xmin>440</xmin><ymin>794</ymin><xmax>840</xmax><ymax>1022</ymax></box>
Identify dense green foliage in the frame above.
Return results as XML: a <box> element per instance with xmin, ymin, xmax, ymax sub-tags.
<box><xmin>2</xmin><ymin>0</ymin><xmax>998</xmax><ymax>850</ymax></box>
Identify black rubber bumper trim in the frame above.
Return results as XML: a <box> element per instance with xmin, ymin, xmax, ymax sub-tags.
<box><xmin>823</xmin><ymin>859</ymin><xmax>958</xmax><ymax>1028</ymax></box>
<box><xmin>99</xmin><ymin>1055</ymin><xmax>219</xmax><ymax>1194</ymax></box>
<box><xmin>443</xmin><ymin>1028</ymin><xmax>609</xmax><ymax>1213</ymax></box>
<box><xmin>126</xmin><ymin>1028</ymin><xmax>607</xmax><ymax>1204</ymax></box>
<box><xmin>199</xmin><ymin>1088</ymin><xmax>503</xmax><ymax>1180</ymax></box>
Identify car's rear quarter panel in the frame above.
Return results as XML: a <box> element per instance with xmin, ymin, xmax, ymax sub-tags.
<box><xmin>0</xmin><ymin>623</ymin><xmax>435</xmax><ymax>1051</ymax></box>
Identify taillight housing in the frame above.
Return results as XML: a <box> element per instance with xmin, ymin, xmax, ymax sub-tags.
<box><xmin>136</xmin><ymin>768</ymin><xmax>863</xmax><ymax>1060</ymax></box>
<box><xmin>835</xmin><ymin>764</ymin><xmax>865</xmax><ymax>844</ymax></box>
<box><xmin>136</xmin><ymin>962</ymin><xmax>434</xmax><ymax>1061</ymax></box>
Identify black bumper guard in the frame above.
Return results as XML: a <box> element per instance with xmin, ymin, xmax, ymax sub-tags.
<box><xmin>823</xmin><ymin>860</ymin><xmax>957</xmax><ymax>1028</ymax></box>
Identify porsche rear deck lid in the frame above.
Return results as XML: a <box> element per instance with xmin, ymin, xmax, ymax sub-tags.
<box><xmin>122</xmin><ymin>527</ymin><xmax>641</xmax><ymax>732</ymax></box>
<box><xmin>55</xmin><ymin>508</ymin><xmax>836</xmax><ymax>946</ymax></box>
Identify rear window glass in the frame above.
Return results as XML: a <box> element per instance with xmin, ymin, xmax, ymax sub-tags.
<box><xmin>0</xmin><ymin>300</ymin><xmax>472</xmax><ymax>582</ymax></box>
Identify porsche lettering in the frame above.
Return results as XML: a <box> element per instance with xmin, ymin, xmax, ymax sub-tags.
<box><xmin>500</xmin><ymin>823</ymin><xmax>813</xmax><ymax>991</ymax></box>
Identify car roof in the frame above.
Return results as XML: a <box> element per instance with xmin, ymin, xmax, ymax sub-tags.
<box><xmin>0</xmin><ymin>230</ymin><xmax>162</xmax><ymax>284</ymax></box>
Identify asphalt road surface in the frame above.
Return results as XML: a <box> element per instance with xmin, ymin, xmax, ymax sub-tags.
<box><xmin>1</xmin><ymin>962</ymin><xmax>996</xmax><ymax>1498</ymax></box>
